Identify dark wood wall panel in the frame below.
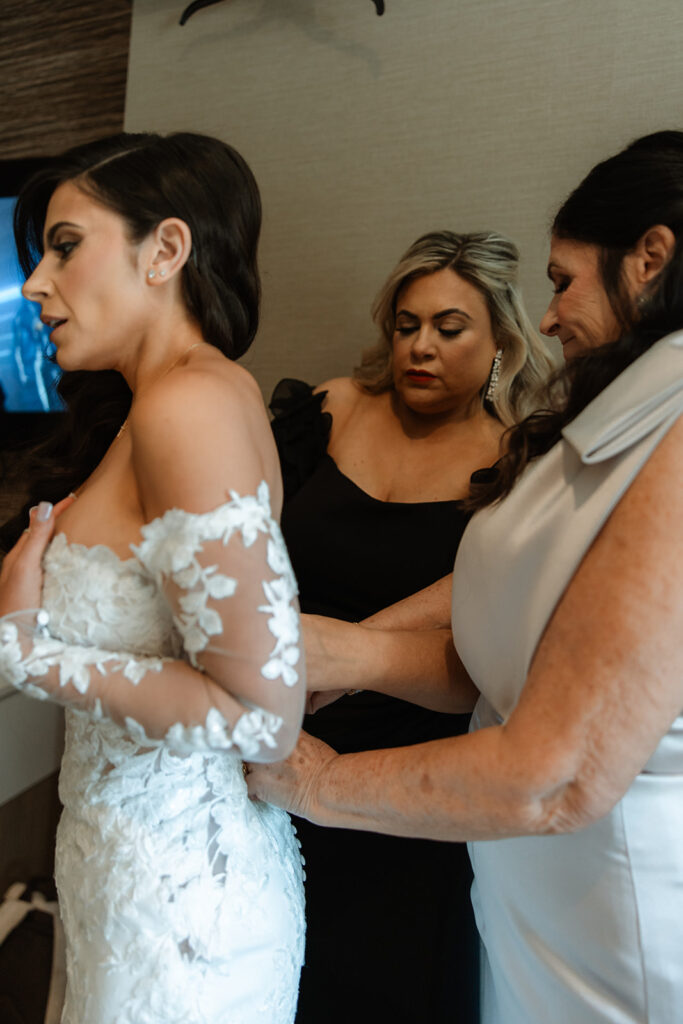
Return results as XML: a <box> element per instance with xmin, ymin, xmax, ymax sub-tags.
<box><xmin>0</xmin><ymin>0</ymin><xmax>132</xmax><ymax>159</ymax></box>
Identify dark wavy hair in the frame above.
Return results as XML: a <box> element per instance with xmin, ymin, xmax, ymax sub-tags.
<box><xmin>1</xmin><ymin>131</ymin><xmax>261</xmax><ymax>549</ymax></box>
<box><xmin>467</xmin><ymin>129</ymin><xmax>683</xmax><ymax>511</ymax></box>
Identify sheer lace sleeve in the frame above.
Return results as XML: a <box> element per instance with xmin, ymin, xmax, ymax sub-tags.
<box><xmin>0</xmin><ymin>483</ymin><xmax>305</xmax><ymax>761</ymax></box>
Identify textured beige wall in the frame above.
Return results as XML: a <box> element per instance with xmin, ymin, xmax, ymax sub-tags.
<box><xmin>126</xmin><ymin>0</ymin><xmax>683</xmax><ymax>400</ymax></box>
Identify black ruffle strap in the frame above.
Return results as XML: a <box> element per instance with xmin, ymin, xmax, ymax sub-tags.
<box><xmin>269</xmin><ymin>379</ymin><xmax>332</xmax><ymax>501</ymax></box>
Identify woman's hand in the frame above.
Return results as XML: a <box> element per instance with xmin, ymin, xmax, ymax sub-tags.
<box><xmin>0</xmin><ymin>497</ymin><xmax>74</xmax><ymax>618</ymax></box>
<box><xmin>246</xmin><ymin>729</ymin><xmax>338</xmax><ymax>819</ymax></box>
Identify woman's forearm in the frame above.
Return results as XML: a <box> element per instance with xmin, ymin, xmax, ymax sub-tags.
<box><xmin>262</xmin><ymin>724</ymin><xmax>567</xmax><ymax>842</ymax></box>
<box><xmin>362</xmin><ymin>573</ymin><xmax>454</xmax><ymax>631</ymax></box>
<box><xmin>304</xmin><ymin>614</ymin><xmax>478</xmax><ymax>713</ymax></box>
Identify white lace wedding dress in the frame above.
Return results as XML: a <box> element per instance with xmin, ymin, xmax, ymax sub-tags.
<box><xmin>0</xmin><ymin>484</ymin><xmax>306</xmax><ymax>1024</ymax></box>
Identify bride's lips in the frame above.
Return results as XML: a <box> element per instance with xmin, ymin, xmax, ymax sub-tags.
<box><xmin>40</xmin><ymin>314</ymin><xmax>68</xmax><ymax>336</ymax></box>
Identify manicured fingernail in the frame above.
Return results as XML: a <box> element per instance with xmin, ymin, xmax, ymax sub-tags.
<box><xmin>36</xmin><ymin>501</ymin><xmax>53</xmax><ymax>521</ymax></box>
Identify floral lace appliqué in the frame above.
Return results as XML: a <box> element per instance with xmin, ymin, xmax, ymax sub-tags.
<box><xmin>6</xmin><ymin>491</ymin><xmax>306</xmax><ymax>1023</ymax></box>
<box><xmin>134</xmin><ymin>482</ymin><xmax>301</xmax><ymax>690</ymax></box>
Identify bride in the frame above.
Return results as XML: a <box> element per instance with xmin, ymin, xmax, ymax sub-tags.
<box><xmin>0</xmin><ymin>132</ymin><xmax>306</xmax><ymax>1023</ymax></box>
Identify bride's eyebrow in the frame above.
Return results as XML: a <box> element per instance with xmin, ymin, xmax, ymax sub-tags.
<box><xmin>45</xmin><ymin>221</ymin><xmax>82</xmax><ymax>247</ymax></box>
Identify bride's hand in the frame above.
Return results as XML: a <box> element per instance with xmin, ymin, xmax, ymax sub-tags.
<box><xmin>0</xmin><ymin>497</ymin><xmax>74</xmax><ymax>617</ymax></box>
<box><xmin>245</xmin><ymin>729</ymin><xmax>337</xmax><ymax>820</ymax></box>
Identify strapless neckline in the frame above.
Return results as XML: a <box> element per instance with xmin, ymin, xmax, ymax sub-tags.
<box><xmin>48</xmin><ymin>531</ymin><xmax>139</xmax><ymax>568</ymax></box>
<box><xmin>49</xmin><ymin>482</ymin><xmax>277</xmax><ymax>569</ymax></box>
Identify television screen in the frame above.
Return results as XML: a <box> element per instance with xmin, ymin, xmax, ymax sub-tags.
<box><xmin>0</xmin><ymin>192</ymin><xmax>63</xmax><ymax>413</ymax></box>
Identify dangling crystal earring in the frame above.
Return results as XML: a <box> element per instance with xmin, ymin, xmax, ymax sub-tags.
<box><xmin>485</xmin><ymin>348</ymin><xmax>503</xmax><ymax>402</ymax></box>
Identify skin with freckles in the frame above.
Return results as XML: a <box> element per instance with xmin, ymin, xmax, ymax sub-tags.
<box><xmin>247</xmin><ymin>413</ymin><xmax>683</xmax><ymax>841</ymax></box>
<box><xmin>539</xmin><ymin>225</ymin><xmax>675</xmax><ymax>361</ymax></box>
<box><xmin>539</xmin><ymin>238</ymin><xmax>621</xmax><ymax>360</ymax></box>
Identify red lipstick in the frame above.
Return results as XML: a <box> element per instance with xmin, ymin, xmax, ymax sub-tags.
<box><xmin>406</xmin><ymin>369</ymin><xmax>436</xmax><ymax>380</ymax></box>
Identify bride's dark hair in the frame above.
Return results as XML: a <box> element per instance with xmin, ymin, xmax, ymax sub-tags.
<box><xmin>1</xmin><ymin>131</ymin><xmax>261</xmax><ymax>549</ymax></box>
<box><xmin>467</xmin><ymin>129</ymin><xmax>683</xmax><ymax>511</ymax></box>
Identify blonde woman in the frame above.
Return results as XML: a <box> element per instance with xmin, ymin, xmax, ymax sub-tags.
<box><xmin>269</xmin><ymin>231</ymin><xmax>554</xmax><ymax>1024</ymax></box>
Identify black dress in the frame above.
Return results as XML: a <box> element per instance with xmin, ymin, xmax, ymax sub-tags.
<box><xmin>271</xmin><ymin>380</ymin><xmax>479</xmax><ymax>1024</ymax></box>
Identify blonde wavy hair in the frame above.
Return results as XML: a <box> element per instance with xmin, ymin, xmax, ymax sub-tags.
<box><xmin>354</xmin><ymin>230</ymin><xmax>554</xmax><ymax>427</ymax></box>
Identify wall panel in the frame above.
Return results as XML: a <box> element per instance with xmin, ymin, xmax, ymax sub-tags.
<box><xmin>0</xmin><ymin>0</ymin><xmax>132</xmax><ymax>159</ymax></box>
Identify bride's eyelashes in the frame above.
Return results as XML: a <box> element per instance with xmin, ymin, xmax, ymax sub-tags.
<box><xmin>53</xmin><ymin>239</ymin><xmax>79</xmax><ymax>260</ymax></box>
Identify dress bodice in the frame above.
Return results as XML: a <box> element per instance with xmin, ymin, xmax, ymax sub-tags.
<box><xmin>42</xmin><ymin>533</ymin><xmax>242</xmax><ymax>817</ymax></box>
<box><xmin>282</xmin><ymin>453</ymin><xmax>469</xmax><ymax>621</ymax></box>
<box><xmin>38</xmin><ymin>526</ymin><xmax>305</xmax><ymax>1024</ymax></box>
<box><xmin>43</xmin><ymin>532</ymin><xmax>180</xmax><ymax>657</ymax></box>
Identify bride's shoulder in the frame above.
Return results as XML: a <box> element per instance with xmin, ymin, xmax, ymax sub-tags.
<box><xmin>128</xmin><ymin>349</ymin><xmax>278</xmax><ymax>515</ymax></box>
<box><xmin>133</xmin><ymin>350</ymin><xmax>267</xmax><ymax>438</ymax></box>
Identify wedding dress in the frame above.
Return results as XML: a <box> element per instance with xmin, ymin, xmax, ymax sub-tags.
<box><xmin>0</xmin><ymin>483</ymin><xmax>306</xmax><ymax>1024</ymax></box>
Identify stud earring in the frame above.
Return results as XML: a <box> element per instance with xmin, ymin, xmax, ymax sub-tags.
<box><xmin>485</xmin><ymin>348</ymin><xmax>503</xmax><ymax>402</ymax></box>
<box><xmin>147</xmin><ymin>270</ymin><xmax>156</xmax><ymax>280</ymax></box>
<box><xmin>159</xmin><ymin>269</ymin><xmax>167</xmax><ymax>277</ymax></box>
